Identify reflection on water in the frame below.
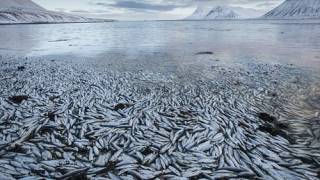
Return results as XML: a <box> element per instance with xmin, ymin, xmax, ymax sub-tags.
<box><xmin>0</xmin><ymin>20</ymin><xmax>320</xmax><ymax>70</ymax></box>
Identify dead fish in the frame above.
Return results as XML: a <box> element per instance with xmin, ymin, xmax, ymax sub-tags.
<box><xmin>56</xmin><ymin>167</ymin><xmax>89</xmax><ymax>179</ymax></box>
<box><xmin>0</xmin><ymin>58</ymin><xmax>319</xmax><ymax>180</ymax></box>
<box><xmin>108</xmin><ymin>172</ymin><xmax>122</xmax><ymax>180</ymax></box>
<box><xmin>0</xmin><ymin>173</ymin><xmax>14</xmax><ymax>180</ymax></box>
<box><xmin>19</xmin><ymin>176</ymin><xmax>40</xmax><ymax>180</ymax></box>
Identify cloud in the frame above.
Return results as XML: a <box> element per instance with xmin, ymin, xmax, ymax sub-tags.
<box><xmin>34</xmin><ymin>0</ymin><xmax>284</xmax><ymax>20</ymax></box>
<box><xmin>87</xmin><ymin>0</ymin><xmax>283</xmax><ymax>20</ymax></box>
<box><xmin>92</xmin><ymin>0</ymin><xmax>193</xmax><ymax>12</ymax></box>
<box><xmin>256</xmin><ymin>1</ymin><xmax>281</xmax><ymax>8</ymax></box>
<box><xmin>97</xmin><ymin>2</ymin><xmax>175</xmax><ymax>12</ymax></box>
<box><xmin>91</xmin><ymin>0</ymin><xmax>282</xmax><ymax>12</ymax></box>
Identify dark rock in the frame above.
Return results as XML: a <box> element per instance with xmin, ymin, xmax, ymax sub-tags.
<box><xmin>39</xmin><ymin>125</ymin><xmax>56</xmax><ymax>134</ymax></box>
<box><xmin>8</xmin><ymin>95</ymin><xmax>29</xmax><ymax>104</ymax></box>
<box><xmin>142</xmin><ymin>146</ymin><xmax>154</xmax><ymax>155</ymax></box>
<box><xmin>258</xmin><ymin>124</ymin><xmax>280</xmax><ymax>136</ymax></box>
<box><xmin>190</xmin><ymin>173</ymin><xmax>208</xmax><ymax>180</ymax></box>
<box><xmin>277</xmin><ymin>122</ymin><xmax>289</xmax><ymax>129</ymax></box>
<box><xmin>11</xmin><ymin>144</ymin><xmax>27</xmax><ymax>153</ymax></box>
<box><xmin>195</xmin><ymin>51</ymin><xmax>214</xmax><ymax>55</ymax></box>
<box><xmin>257</xmin><ymin>112</ymin><xmax>293</xmax><ymax>143</ymax></box>
<box><xmin>17</xmin><ymin>66</ymin><xmax>25</xmax><ymax>71</ymax></box>
<box><xmin>57</xmin><ymin>167</ymin><xmax>89</xmax><ymax>180</ymax></box>
<box><xmin>114</xmin><ymin>103</ymin><xmax>132</xmax><ymax>111</ymax></box>
<box><xmin>299</xmin><ymin>156</ymin><xmax>315</xmax><ymax>164</ymax></box>
<box><xmin>269</xmin><ymin>92</ymin><xmax>277</xmax><ymax>97</ymax></box>
<box><xmin>258</xmin><ymin>123</ymin><xmax>293</xmax><ymax>143</ymax></box>
<box><xmin>258</xmin><ymin>123</ymin><xmax>295</xmax><ymax>144</ymax></box>
<box><xmin>105</xmin><ymin>161</ymin><xmax>117</xmax><ymax>171</ymax></box>
<box><xmin>257</xmin><ymin>113</ymin><xmax>276</xmax><ymax>123</ymax></box>
<box><xmin>47</xmin><ymin>112</ymin><xmax>55</xmax><ymax>121</ymax></box>
<box><xmin>236</xmin><ymin>172</ymin><xmax>256</xmax><ymax>179</ymax></box>
<box><xmin>67</xmin><ymin>174</ymin><xmax>88</xmax><ymax>180</ymax></box>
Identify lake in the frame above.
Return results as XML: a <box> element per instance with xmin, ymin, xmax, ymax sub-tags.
<box><xmin>0</xmin><ymin>20</ymin><xmax>320</xmax><ymax>72</ymax></box>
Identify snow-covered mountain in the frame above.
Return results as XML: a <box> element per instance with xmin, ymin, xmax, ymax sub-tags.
<box><xmin>186</xmin><ymin>5</ymin><xmax>264</xmax><ymax>20</ymax></box>
<box><xmin>262</xmin><ymin>0</ymin><xmax>320</xmax><ymax>19</ymax></box>
<box><xmin>232</xmin><ymin>7</ymin><xmax>265</xmax><ymax>19</ymax></box>
<box><xmin>186</xmin><ymin>6</ymin><xmax>240</xmax><ymax>20</ymax></box>
<box><xmin>0</xmin><ymin>0</ymin><xmax>45</xmax><ymax>11</ymax></box>
<box><xmin>0</xmin><ymin>0</ymin><xmax>96</xmax><ymax>24</ymax></box>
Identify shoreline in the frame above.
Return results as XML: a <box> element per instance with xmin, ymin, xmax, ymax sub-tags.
<box><xmin>0</xmin><ymin>20</ymin><xmax>114</xmax><ymax>26</ymax></box>
<box><xmin>1</xmin><ymin>18</ymin><xmax>320</xmax><ymax>25</ymax></box>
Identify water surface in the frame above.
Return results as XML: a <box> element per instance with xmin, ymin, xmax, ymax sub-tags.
<box><xmin>0</xmin><ymin>20</ymin><xmax>320</xmax><ymax>72</ymax></box>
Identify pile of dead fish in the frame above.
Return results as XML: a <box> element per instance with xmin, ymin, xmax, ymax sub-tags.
<box><xmin>0</xmin><ymin>56</ymin><xmax>319</xmax><ymax>179</ymax></box>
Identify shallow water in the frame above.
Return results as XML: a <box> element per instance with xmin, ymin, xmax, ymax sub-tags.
<box><xmin>0</xmin><ymin>20</ymin><xmax>320</xmax><ymax>72</ymax></box>
<box><xmin>0</xmin><ymin>20</ymin><xmax>320</xmax><ymax>179</ymax></box>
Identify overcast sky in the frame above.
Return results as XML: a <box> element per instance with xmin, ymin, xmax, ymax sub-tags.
<box><xmin>33</xmin><ymin>0</ymin><xmax>284</xmax><ymax>20</ymax></box>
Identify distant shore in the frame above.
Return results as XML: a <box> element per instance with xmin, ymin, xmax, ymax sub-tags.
<box><xmin>0</xmin><ymin>19</ymin><xmax>115</xmax><ymax>25</ymax></box>
<box><xmin>2</xmin><ymin>18</ymin><xmax>320</xmax><ymax>25</ymax></box>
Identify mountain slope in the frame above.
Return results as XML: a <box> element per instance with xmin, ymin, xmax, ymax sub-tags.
<box><xmin>186</xmin><ymin>5</ymin><xmax>264</xmax><ymax>20</ymax></box>
<box><xmin>0</xmin><ymin>0</ymin><xmax>93</xmax><ymax>24</ymax></box>
<box><xmin>186</xmin><ymin>6</ymin><xmax>240</xmax><ymax>20</ymax></box>
<box><xmin>231</xmin><ymin>7</ymin><xmax>265</xmax><ymax>19</ymax></box>
<box><xmin>262</xmin><ymin>0</ymin><xmax>320</xmax><ymax>19</ymax></box>
<box><xmin>0</xmin><ymin>0</ymin><xmax>45</xmax><ymax>11</ymax></box>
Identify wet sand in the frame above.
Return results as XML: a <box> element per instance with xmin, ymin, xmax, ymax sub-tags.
<box><xmin>0</xmin><ymin>55</ymin><xmax>320</xmax><ymax>179</ymax></box>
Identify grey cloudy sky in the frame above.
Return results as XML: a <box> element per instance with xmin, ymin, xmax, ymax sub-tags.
<box><xmin>33</xmin><ymin>0</ymin><xmax>284</xmax><ymax>20</ymax></box>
